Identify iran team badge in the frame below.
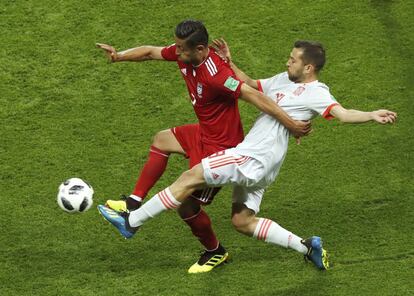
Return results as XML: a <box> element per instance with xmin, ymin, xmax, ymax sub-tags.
<box><xmin>197</xmin><ymin>82</ymin><xmax>203</xmax><ymax>97</ymax></box>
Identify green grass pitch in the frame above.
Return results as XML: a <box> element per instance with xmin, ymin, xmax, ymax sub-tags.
<box><xmin>1</xmin><ymin>1</ymin><xmax>413</xmax><ymax>295</ymax></box>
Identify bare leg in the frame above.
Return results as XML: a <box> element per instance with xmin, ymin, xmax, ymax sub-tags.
<box><xmin>169</xmin><ymin>164</ymin><xmax>207</xmax><ymax>202</ymax></box>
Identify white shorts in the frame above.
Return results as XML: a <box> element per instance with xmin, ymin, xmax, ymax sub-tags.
<box><xmin>201</xmin><ymin>149</ymin><xmax>269</xmax><ymax>213</ymax></box>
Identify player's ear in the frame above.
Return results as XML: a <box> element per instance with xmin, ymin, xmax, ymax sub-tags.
<box><xmin>305</xmin><ymin>64</ymin><xmax>314</xmax><ymax>74</ymax></box>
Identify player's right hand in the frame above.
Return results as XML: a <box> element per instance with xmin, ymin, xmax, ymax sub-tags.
<box><xmin>96</xmin><ymin>43</ymin><xmax>118</xmax><ymax>63</ymax></box>
<box><xmin>291</xmin><ymin>120</ymin><xmax>312</xmax><ymax>139</ymax></box>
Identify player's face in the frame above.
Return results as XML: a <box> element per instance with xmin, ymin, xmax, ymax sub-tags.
<box><xmin>174</xmin><ymin>36</ymin><xmax>197</xmax><ymax>64</ymax></box>
<box><xmin>286</xmin><ymin>48</ymin><xmax>307</xmax><ymax>83</ymax></box>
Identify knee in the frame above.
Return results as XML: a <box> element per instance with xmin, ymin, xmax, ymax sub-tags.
<box><xmin>178</xmin><ymin>165</ymin><xmax>205</xmax><ymax>189</ymax></box>
<box><xmin>152</xmin><ymin>130</ymin><xmax>169</xmax><ymax>148</ymax></box>
<box><xmin>231</xmin><ymin>213</ymin><xmax>251</xmax><ymax>234</ymax></box>
<box><xmin>178</xmin><ymin>168</ymin><xmax>199</xmax><ymax>189</ymax></box>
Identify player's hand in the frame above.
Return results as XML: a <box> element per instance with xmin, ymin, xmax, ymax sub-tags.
<box><xmin>96</xmin><ymin>43</ymin><xmax>118</xmax><ymax>63</ymax></box>
<box><xmin>371</xmin><ymin>109</ymin><xmax>397</xmax><ymax>124</ymax></box>
<box><xmin>212</xmin><ymin>38</ymin><xmax>231</xmax><ymax>63</ymax></box>
<box><xmin>290</xmin><ymin>120</ymin><xmax>312</xmax><ymax>139</ymax></box>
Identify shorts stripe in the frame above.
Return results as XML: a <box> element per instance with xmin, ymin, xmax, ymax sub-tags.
<box><xmin>209</xmin><ymin>155</ymin><xmax>248</xmax><ymax>166</ymax></box>
<box><xmin>200</xmin><ymin>187</ymin><xmax>213</xmax><ymax>202</ymax></box>
<box><xmin>209</xmin><ymin>155</ymin><xmax>237</xmax><ymax>165</ymax></box>
<box><xmin>210</xmin><ymin>156</ymin><xmax>250</xmax><ymax>169</ymax></box>
<box><xmin>210</xmin><ymin>156</ymin><xmax>247</xmax><ymax>167</ymax></box>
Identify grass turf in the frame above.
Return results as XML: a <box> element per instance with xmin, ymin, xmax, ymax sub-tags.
<box><xmin>1</xmin><ymin>0</ymin><xmax>413</xmax><ymax>295</ymax></box>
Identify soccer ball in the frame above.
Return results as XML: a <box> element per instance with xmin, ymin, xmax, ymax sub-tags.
<box><xmin>57</xmin><ymin>178</ymin><xmax>94</xmax><ymax>213</ymax></box>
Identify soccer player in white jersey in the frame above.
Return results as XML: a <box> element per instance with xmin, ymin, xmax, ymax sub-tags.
<box><xmin>98</xmin><ymin>39</ymin><xmax>397</xmax><ymax>270</ymax></box>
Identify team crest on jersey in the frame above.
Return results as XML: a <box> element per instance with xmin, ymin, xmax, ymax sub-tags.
<box><xmin>293</xmin><ymin>86</ymin><xmax>305</xmax><ymax>96</ymax></box>
<box><xmin>180</xmin><ymin>68</ymin><xmax>187</xmax><ymax>76</ymax></box>
<box><xmin>197</xmin><ymin>82</ymin><xmax>203</xmax><ymax>97</ymax></box>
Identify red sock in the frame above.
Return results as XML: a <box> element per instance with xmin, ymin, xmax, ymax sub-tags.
<box><xmin>132</xmin><ymin>145</ymin><xmax>169</xmax><ymax>199</ymax></box>
<box><xmin>183</xmin><ymin>209</ymin><xmax>219</xmax><ymax>251</ymax></box>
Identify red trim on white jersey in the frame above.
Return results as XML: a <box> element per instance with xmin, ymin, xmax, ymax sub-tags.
<box><xmin>322</xmin><ymin>103</ymin><xmax>340</xmax><ymax>120</ymax></box>
<box><xmin>257</xmin><ymin>80</ymin><xmax>263</xmax><ymax>93</ymax></box>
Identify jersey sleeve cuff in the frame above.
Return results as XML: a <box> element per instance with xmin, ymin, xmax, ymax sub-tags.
<box><xmin>322</xmin><ymin>103</ymin><xmax>340</xmax><ymax>120</ymax></box>
<box><xmin>234</xmin><ymin>80</ymin><xmax>244</xmax><ymax>99</ymax></box>
<box><xmin>257</xmin><ymin>80</ymin><xmax>263</xmax><ymax>93</ymax></box>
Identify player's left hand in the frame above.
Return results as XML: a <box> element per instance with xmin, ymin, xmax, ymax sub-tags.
<box><xmin>371</xmin><ymin>109</ymin><xmax>397</xmax><ymax>124</ymax></box>
<box><xmin>290</xmin><ymin>120</ymin><xmax>312</xmax><ymax>139</ymax></box>
<box><xmin>212</xmin><ymin>38</ymin><xmax>232</xmax><ymax>63</ymax></box>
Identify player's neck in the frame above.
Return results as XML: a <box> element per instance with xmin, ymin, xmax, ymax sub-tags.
<box><xmin>192</xmin><ymin>48</ymin><xmax>210</xmax><ymax>67</ymax></box>
<box><xmin>297</xmin><ymin>74</ymin><xmax>318</xmax><ymax>84</ymax></box>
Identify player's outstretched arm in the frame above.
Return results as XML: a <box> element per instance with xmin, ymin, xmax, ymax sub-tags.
<box><xmin>96</xmin><ymin>43</ymin><xmax>165</xmax><ymax>62</ymax></box>
<box><xmin>213</xmin><ymin>38</ymin><xmax>259</xmax><ymax>90</ymax></box>
<box><xmin>240</xmin><ymin>83</ymin><xmax>311</xmax><ymax>137</ymax></box>
<box><xmin>329</xmin><ymin>105</ymin><xmax>397</xmax><ymax>124</ymax></box>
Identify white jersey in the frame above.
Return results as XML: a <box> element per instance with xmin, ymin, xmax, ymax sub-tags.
<box><xmin>234</xmin><ymin>71</ymin><xmax>338</xmax><ymax>183</ymax></box>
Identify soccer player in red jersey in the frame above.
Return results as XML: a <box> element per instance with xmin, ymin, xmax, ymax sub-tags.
<box><xmin>96</xmin><ymin>20</ymin><xmax>310</xmax><ymax>273</ymax></box>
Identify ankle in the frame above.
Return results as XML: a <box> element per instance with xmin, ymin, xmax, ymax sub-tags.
<box><xmin>126</xmin><ymin>197</ymin><xmax>142</xmax><ymax>211</ymax></box>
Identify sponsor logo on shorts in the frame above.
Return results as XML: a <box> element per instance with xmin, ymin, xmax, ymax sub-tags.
<box><xmin>212</xmin><ymin>173</ymin><xmax>220</xmax><ymax>180</ymax></box>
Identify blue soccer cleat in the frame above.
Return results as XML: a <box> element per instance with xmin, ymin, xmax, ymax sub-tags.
<box><xmin>97</xmin><ymin>205</ymin><xmax>138</xmax><ymax>239</ymax></box>
<box><xmin>302</xmin><ymin>236</ymin><xmax>329</xmax><ymax>270</ymax></box>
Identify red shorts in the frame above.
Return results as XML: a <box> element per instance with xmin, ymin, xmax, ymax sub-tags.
<box><xmin>171</xmin><ymin>124</ymin><xmax>225</xmax><ymax>204</ymax></box>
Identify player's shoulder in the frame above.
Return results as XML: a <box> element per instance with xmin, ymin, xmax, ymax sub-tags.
<box><xmin>202</xmin><ymin>47</ymin><xmax>230</xmax><ymax>77</ymax></box>
<box><xmin>303</xmin><ymin>81</ymin><xmax>333</xmax><ymax>101</ymax></box>
<box><xmin>260</xmin><ymin>71</ymin><xmax>290</xmax><ymax>87</ymax></box>
<box><xmin>308</xmin><ymin>81</ymin><xmax>331</xmax><ymax>94</ymax></box>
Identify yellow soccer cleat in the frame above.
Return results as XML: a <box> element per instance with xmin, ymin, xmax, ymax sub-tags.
<box><xmin>188</xmin><ymin>244</ymin><xmax>229</xmax><ymax>274</ymax></box>
<box><xmin>105</xmin><ymin>199</ymin><xmax>127</xmax><ymax>212</ymax></box>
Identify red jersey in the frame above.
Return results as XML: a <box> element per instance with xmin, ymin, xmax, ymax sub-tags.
<box><xmin>161</xmin><ymin>44</ymin><xmax>244</xmax><ymax>150</ymax></box>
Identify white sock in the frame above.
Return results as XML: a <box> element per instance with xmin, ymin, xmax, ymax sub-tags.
<box><xmin>253</xmin><ymin>218</ymin><xmax>308</xmax><ymax>254</ymax></box>
<box><xmin>128</xmin><ymin>187</ymin><xmax>181</xmax><ymax>227</ymax></box>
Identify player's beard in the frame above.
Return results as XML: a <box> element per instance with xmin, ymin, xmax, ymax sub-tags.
<box><xmin>287</xmin><ymin>69</ymin><xmax>304</xmax><ymax>83</ymax></box>
<box><xmin>178</xmin><ymin>56</ymin><xmax>190</xmax><ymax>64</ymax></box>
<box><xmin>288</xmin><ymin>72</ymin><xmax>299</xmax><ymax>83</ymax></box>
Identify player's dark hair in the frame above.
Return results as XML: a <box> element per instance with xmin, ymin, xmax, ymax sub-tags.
<box><xmin>175</xmin><ymin>19</ymin><xmax>209</xmax><ymax>49</ymax></box>
<box><xmin>294</xmin><ymin>40</ymin><xmax>326</xmax><ymax>72</ymax></box>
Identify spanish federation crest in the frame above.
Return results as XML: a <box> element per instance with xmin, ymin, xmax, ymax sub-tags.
<box><xmin>293</xmin><ymin>86</ymin><xmax>305</xmax><ymax>96</ymax></box>
<box><xmin>197</xmin><ymin>82</ymin><xmax>203</xmax><ymax>97</ymax></box>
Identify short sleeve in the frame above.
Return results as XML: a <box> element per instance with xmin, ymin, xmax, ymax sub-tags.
<box><xmin>257</xmin><ymin>73</ymin><xmax>285</xmax><ymax>95</ymax></box>
<box><xmin>307</xmin><ymin>87</ymin><xmax>340</xmax><ymax>120</ymax></box>
<box><xmin>209</xmin><ymin>67</ymin><xmax>244</xmax><ymax>100</ymax></box>
<box><xmin>161</xmin><ymin>44</ymin><xmax>178</xmax><ymax>61</ymax></box>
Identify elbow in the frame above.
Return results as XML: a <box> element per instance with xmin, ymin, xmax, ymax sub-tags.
<box><xmin>336</xmin><ymin>115</ymin><xmax>345</xmax><ymax>123</ymax></box>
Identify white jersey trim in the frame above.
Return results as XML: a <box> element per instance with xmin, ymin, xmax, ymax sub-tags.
<box><xmin>205</xmin><ymin>57</ymin><xmax>218</xmax><ymax>76</ymax></box>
